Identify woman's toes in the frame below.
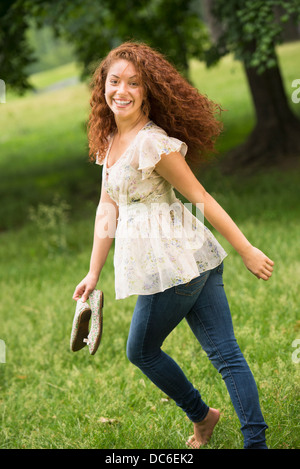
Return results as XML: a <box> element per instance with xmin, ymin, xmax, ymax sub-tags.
<box><xmin>186</xmin><ymin>435</ymin><xmax>201</xmax><ymax>449</ymax></box>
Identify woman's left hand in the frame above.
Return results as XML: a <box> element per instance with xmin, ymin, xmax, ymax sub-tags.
<box><xmin>241</xmin><ymin>245</ymin><xmax>274</xmax><ymax>280</ymax></box>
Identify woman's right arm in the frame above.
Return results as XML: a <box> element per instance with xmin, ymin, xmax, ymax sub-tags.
<box><xmin>72</xmin><ymin>180</ymin><xmax>119</xmax><ymax>302</ymax></box>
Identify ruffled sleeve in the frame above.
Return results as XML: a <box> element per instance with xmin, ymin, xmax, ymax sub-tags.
<box><xmin>136</xmin><ymin>131</ymin><xmax>188</xmax><ymax>180</ymax></box>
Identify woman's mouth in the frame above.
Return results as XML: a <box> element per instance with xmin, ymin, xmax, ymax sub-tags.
<box><xmin>113</xmin><ymin>99</ymin><xmax>132</xmax><ymax>107</ymax></box>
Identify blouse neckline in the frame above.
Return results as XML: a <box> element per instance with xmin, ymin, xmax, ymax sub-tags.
<box><xmin>105</xmin><ymin>120</ymin><xmax>153</xmax><ymax>171</ymax></box>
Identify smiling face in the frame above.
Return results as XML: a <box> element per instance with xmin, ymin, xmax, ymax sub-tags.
<box><xmin>105</xmin><ymin>59</ymin><xmax>145</xmax><ymax>123</ymax></box>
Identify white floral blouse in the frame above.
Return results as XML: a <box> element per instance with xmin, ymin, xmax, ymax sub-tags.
<box><xmin>96</xmin><ymin>121</ymin><xmax>227</xmax><ymax>299</ymax></box>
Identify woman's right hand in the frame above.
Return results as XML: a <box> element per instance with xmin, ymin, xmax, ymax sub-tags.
<box><xmin>72</xmin><ymin>272</ymin><xmax>99</xmax><ymax>303</ymax></box>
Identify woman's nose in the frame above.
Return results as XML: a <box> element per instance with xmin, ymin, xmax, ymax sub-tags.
<box><xmin>117</xmin><ymin>81</ymin><xmax>128</xmax><ymax>94</ymax></box>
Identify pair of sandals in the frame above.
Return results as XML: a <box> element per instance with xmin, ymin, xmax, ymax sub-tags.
<box><xmin>70</xmin><ymin>290</ymin><xmax>104</xmax><ymax>355</ymax></box>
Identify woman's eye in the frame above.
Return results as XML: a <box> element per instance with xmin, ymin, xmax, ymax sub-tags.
<box><xmin>108</xmin><ymin>79</ymin><xmax>139</xmax><ymax>86</ymax></box>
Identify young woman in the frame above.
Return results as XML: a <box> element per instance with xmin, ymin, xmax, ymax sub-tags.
<box><xmin>73</xmin><ymin>42</ymin><xmax>274</xmax><ymax>449</ymax></box>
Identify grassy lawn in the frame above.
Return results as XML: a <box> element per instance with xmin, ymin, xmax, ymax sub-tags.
<box><xmin>0</xmin><ymin>42</ymin><xmax>300</xmax><ymax>449</ymax></box>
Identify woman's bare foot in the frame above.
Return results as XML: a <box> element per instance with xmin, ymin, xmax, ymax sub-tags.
<box><xmin>186</xmin><ymin>408</ymin><xmax>220</xmax><ymax>449</ymax></box>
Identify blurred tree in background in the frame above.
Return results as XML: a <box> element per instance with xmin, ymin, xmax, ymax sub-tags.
<box><xmin>1</xmin><ymin>0</ymin><xmax>300</xmax><ymax>170</ymax></box>
<box><xmin>203</xmin><ymin>0</ymin><xmax>300</xmax><ymax>171</ymax></box>
<box><xmin>0</xmin><ymin>0</ymin><xmax>35</xmax><ymax>93</ymax></box>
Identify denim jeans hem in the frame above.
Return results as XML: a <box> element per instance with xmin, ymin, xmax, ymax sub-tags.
<box><xmin>243</xmin><ymin>425</ymin><xmax>268</xmax><ymax>449</ymax></box>
<box><xmin>190</xmin><ymin>405</ymin><xmax>210</xmax><ymax>423</ymax></box>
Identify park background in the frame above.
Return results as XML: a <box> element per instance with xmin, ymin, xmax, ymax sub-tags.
<box><xmin>0</xmin><ymin>0</ymin><xmax>299</xmax><ymax>449</ymax></box>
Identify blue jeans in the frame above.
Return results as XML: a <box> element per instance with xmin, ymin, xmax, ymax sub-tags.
<box><xmin>126</xmin><ymin>263</ymin><xmax>268</xmax><ymax>449</ymax></box>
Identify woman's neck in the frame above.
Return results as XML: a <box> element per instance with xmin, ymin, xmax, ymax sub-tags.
<box><xmin>114</xmin><ymin>113</ymin><xmax>149</xmax><ymax>137</ymax></box>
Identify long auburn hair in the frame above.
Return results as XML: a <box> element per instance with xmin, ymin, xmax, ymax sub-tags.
<box><xmin>88</xmin><ymin>41</ymin><xmax>223</xmax><ymax>169</ymax></box>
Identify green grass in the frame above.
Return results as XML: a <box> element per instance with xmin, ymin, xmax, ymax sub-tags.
<box><xmin>0</xmin><ymin>42</ymin><xmax>300</xmax><ymax>449</ymax></box>
<box><xmin>0</xmin><ymin>186</ymin><xmax>299</xmax><ymax>449</ymax></box>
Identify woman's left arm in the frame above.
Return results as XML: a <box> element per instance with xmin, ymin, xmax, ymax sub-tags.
<box><xmin>155</xmin><ymin>152</ymin><xmax>274</xmax><ymax>280</ymax></box>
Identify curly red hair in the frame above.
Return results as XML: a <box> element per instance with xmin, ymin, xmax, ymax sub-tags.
<box><xmin>88</xmin><ymin>41</ymin><xmax>223</xmax><ymax>169</ymax></box>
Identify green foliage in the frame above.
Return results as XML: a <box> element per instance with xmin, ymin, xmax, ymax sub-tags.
<box><xmin>209</xmin><ymin>0</ymin><xmax>300</xmax><ymax>72</ymax></box>
<box><xmin>1</xmin><ymin>0</ymin><xmax>207</xmax><ymax>89</ymax></box>
<box><xmin>0</xmin><ymin>0</ymin><xmax>35</xmax><ymax>93</ymax></box>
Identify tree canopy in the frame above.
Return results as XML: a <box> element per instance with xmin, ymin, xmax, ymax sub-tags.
<box><xmin>204</xmin><ymin>0</ymin><xmax>300</xmax><ymax>72</ymax></box>
<box><xmin>1</xmin><ymin>0</ymin><xmax>299</xmax><ymax>89</ymax></box>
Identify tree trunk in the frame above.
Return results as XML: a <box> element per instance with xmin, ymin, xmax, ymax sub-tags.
<box><xmin>222</xmin><ymin>55</ymin><xmax>300</xmax><ymax>173</ymax></box>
